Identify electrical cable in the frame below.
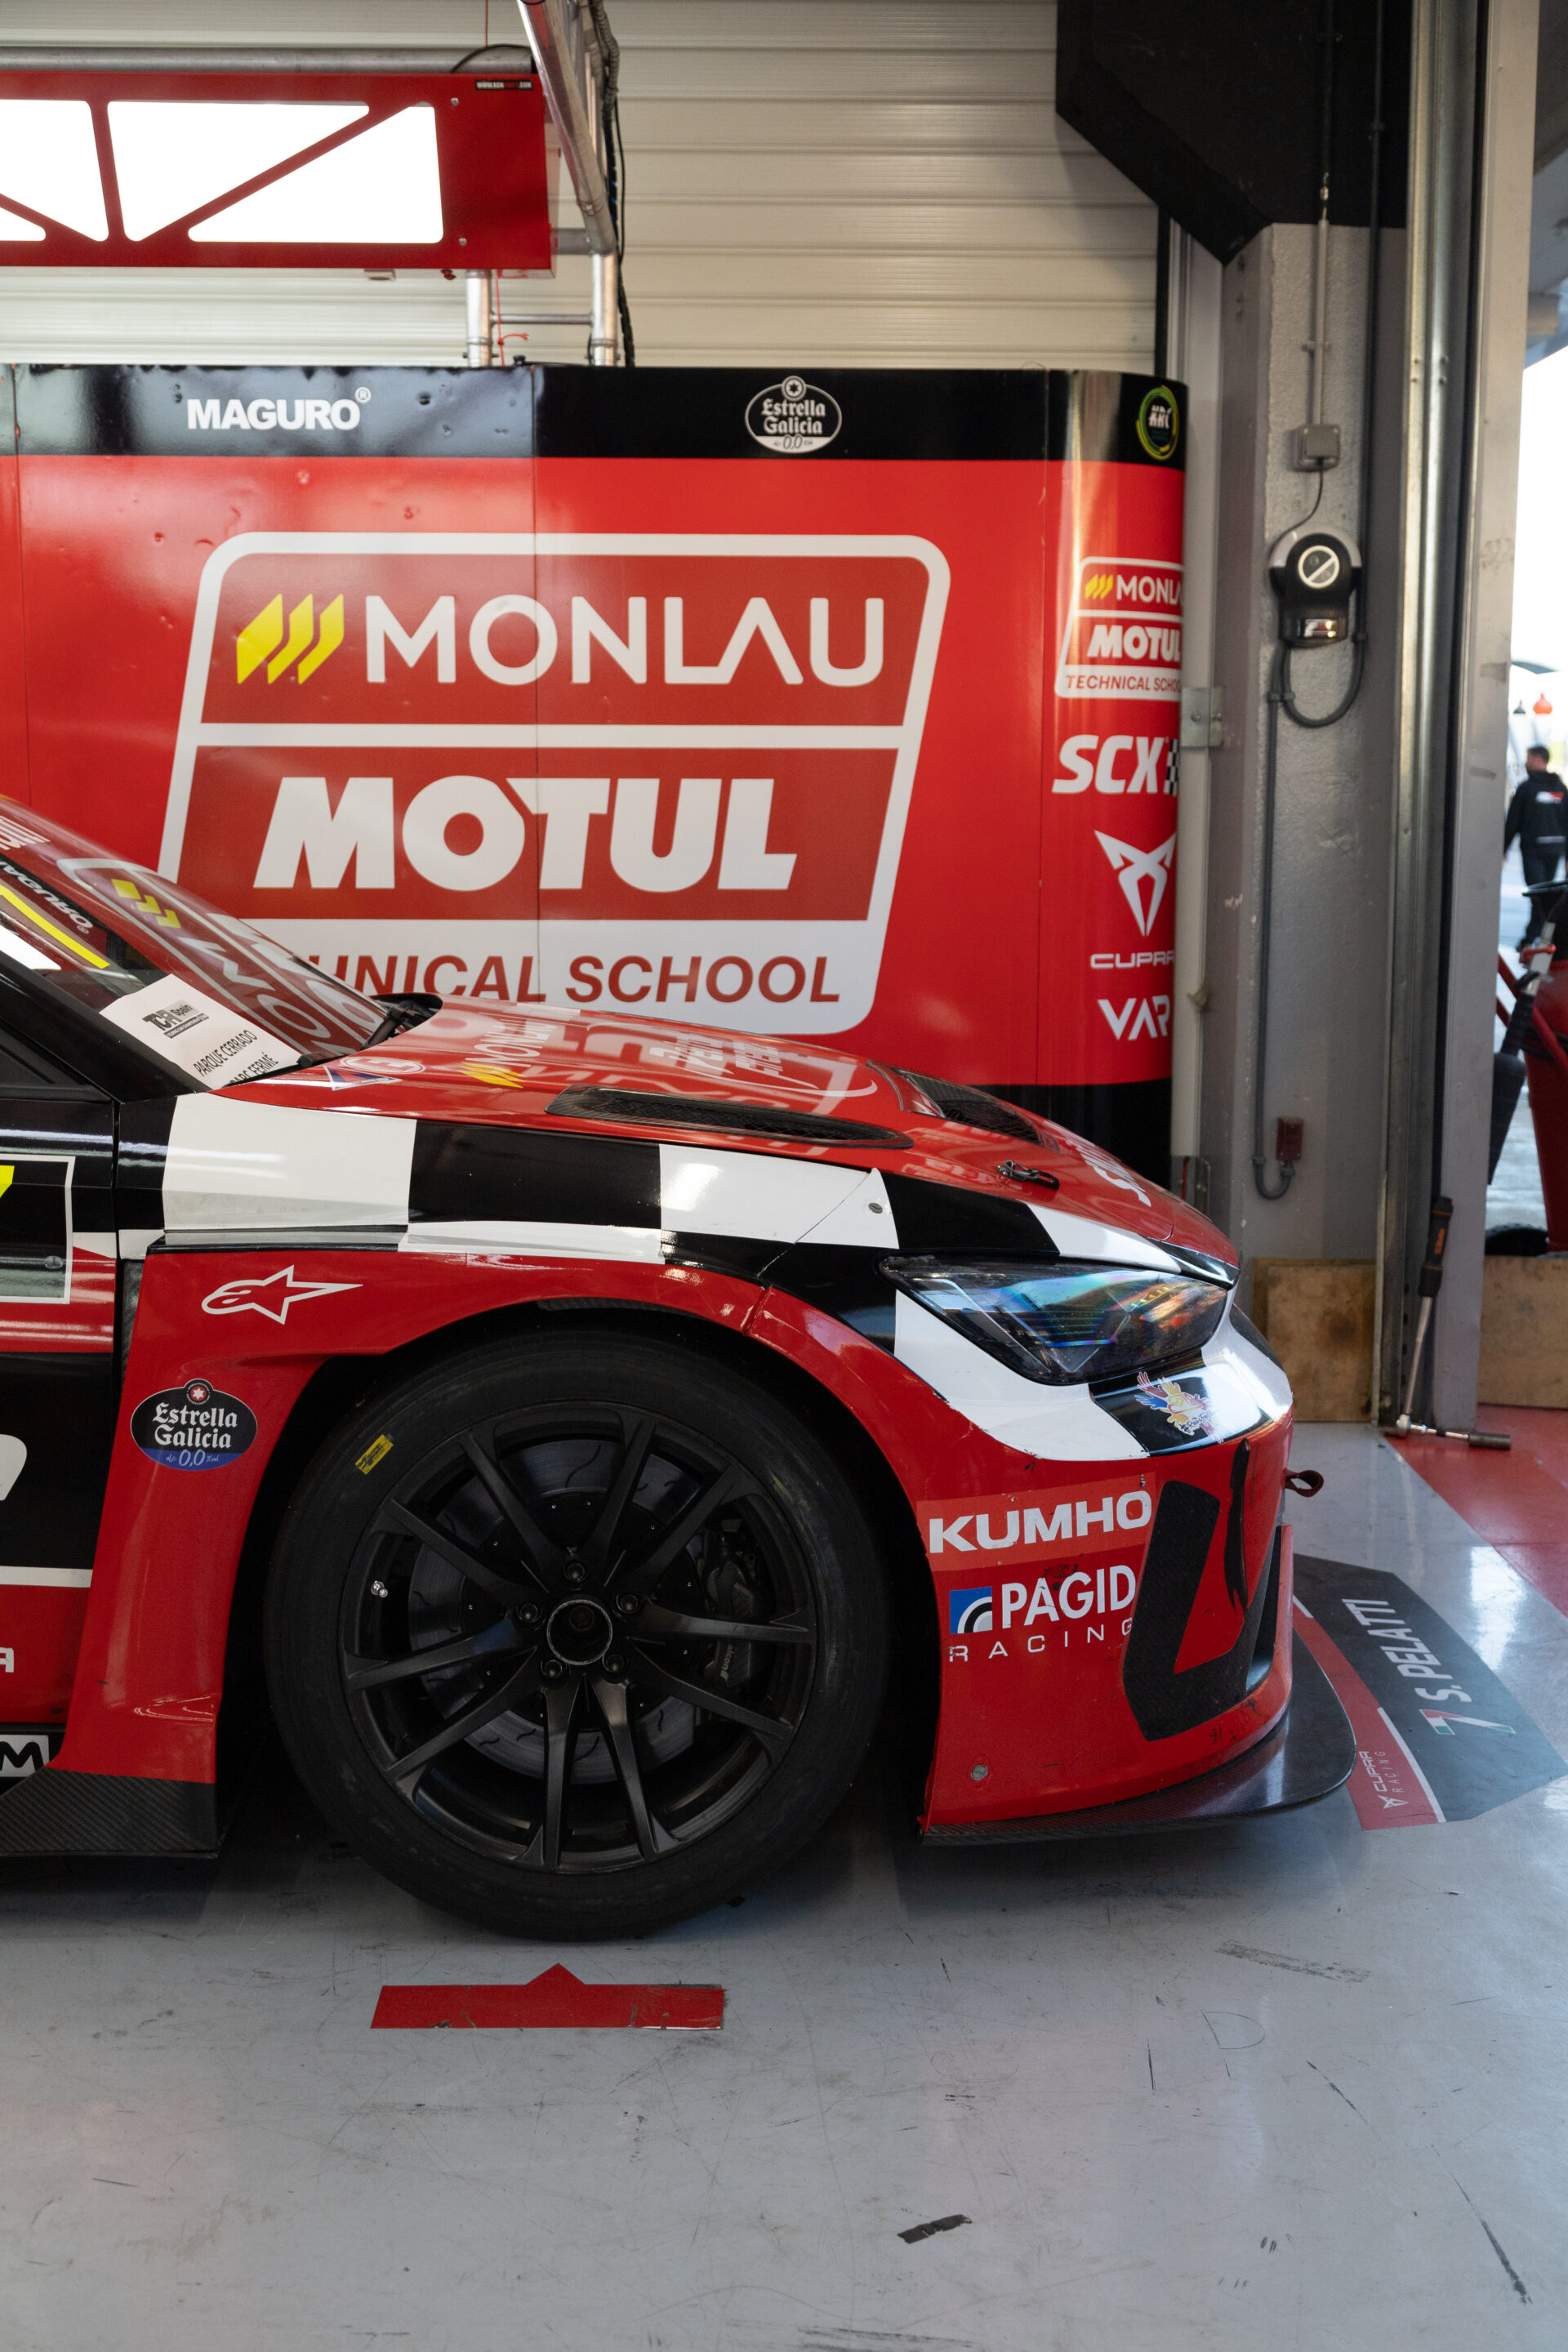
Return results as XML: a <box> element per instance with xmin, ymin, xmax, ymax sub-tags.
<box><xmin>1253</xmin><ymin>643</ymin><xmax>1295</xmax><ymax>1198</ymax></box>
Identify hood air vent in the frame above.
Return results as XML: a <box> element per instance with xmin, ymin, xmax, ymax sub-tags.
<box><xmin>546</xmin><ymin>1087</ymin><xmax>911</xmax><ymax>1148</ymax></box>
<box><xmin>895</xmin><ymin>1070</ymin><xmax>1040</xmax><ymax>1143</ymax></box>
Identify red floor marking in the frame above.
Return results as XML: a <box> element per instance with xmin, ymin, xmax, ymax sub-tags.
<box><xmin>1292</xmin><ymin>1601</ymin><xmax>1444</xmax><ymax>1829</ymax></box>
<box><xmin>1393</xmin><ymin>1408</ymin><xmax>1568</xmax><ymax>1621</ymax></box>
<box><xmin>372</xmin><ymin>1963</ymin><xmax>724</xmax><ymax>2031</ymax></box>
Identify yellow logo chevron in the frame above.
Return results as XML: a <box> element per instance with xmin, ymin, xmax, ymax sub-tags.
<box><xmin>237</xmin><ymin>591</ymin><xmax>345</xmax><ymax>684</ymax></box>
<box><xmin>1082</xmin><ymin>572</ymin><xmax>1116</xmax><ymax>599</ymax></box>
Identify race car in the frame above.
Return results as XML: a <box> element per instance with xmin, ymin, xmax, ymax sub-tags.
<box><xmin>0</xmin><ymin>804</ymin><xmax>1350</xmax><ymax>1936</ymax></box>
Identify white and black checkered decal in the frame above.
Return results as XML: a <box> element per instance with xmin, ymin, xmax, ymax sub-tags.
<box><xmin>115</xmin><ymin>1095</ymin><xmax>1289</xmax><ymax>1459</ymax></box>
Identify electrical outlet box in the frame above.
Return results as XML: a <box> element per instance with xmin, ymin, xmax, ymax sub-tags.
<box><xmin>1293</xmin><ymin>421</ymin><xmax>1341</xmax><ymax>470</ymax></box>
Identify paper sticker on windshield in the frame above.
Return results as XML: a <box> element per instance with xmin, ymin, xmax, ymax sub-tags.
<box><xmin>98</xmin><ymin>973</ymin><xmax>299</xmax><ymax>1086</ymax></box>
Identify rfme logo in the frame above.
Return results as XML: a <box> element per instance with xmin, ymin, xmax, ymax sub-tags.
<box><xmin>949</xmin><ymin>1586</ymin><xmax>994</xmax><ymax>1636</ymax></box>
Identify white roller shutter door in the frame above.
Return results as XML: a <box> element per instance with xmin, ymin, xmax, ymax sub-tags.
<box><xmin>0</xmin><ymin>1</ymin><xmax>1155</xmax><ymax>369</ymax></box>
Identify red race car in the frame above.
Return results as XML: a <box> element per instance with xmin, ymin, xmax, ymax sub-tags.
<box><xmin>0</xmin><ymin>804</ymin><xmax>1349</xmax><ymax>1936</ymax></box>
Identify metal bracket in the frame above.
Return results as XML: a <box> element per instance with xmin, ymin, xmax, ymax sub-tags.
<box><xmin>1180</xmin><ymin>685</ymin><xmax>1224</xmax><ymax>750</ymax></box>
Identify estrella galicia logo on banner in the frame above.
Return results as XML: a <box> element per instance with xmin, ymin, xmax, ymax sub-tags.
<box><xmin>745</xmin><ymin>375</ymin><xmax>842</xmax><ymax>455</ymax></box>
<box><xmin>949</xmin><ymin>1586</ymin><xmax>994</xmax><ymax>1636</ymax></box>
<box><xmin>131</xmin><ymin>1378</ymin><xmax>257</xmax><ymax>1471</ymax></box>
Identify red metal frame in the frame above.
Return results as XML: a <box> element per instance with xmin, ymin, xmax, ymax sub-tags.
<box><xmin>0</xmin><ymin>71</ymin><xmax>550</xmax><ymax>271</ymax></box>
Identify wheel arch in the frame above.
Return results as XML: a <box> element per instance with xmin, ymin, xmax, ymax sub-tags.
<box><xmin>221</xmin><ymin>1293</ymin><xmax>940</xmax><ymax>1806</ymax></box>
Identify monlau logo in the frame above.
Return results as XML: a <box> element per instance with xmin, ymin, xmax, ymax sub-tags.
<box><xmin>161</xmin><ymin>531</ymin><xmax>951</xmax><ymax>1035</ymax></box>
<box><xmin>1058</xmin><ymin>555</ymin><xmax>1183</xmax><ymax>703</ymax></box>
<box><xmin>238</xmin><ymin>593</ymin><xmax>344</xmax><ymax>684</ymax></box>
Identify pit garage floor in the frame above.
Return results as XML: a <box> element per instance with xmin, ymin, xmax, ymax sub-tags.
<box><xmin>6</xmin><ymin>1424</ymin><xmax>1568</xmax><ymax>2352</ymax></box>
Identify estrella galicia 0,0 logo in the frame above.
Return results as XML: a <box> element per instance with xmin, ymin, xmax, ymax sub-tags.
<box><xmin>131</xmin><ymin>1378</ymin><xmax>258</xmax><ymax>1471</ymax></box>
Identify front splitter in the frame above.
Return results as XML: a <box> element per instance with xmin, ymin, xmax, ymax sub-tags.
<box><xmin>921</xmin><ymin>1629</ymin><xmax>1355</xmax><ymax>1845</ymax></box>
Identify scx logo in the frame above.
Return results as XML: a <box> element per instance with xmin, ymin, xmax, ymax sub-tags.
<box><xmin>238</xmin><ymin>593</ymin><xmax>345</xmax><ymax>686</ymax></box>
<box><xmin>1052</xmin><ymin>733</ymin><xmax>1176</xmax><ymax>796</ymax></box>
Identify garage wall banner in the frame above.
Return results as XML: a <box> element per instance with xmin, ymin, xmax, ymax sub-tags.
<box><xmin>0</xmin><ymin>364</ymin><xmax>1184</xmax><ymax>1173</ymax></box>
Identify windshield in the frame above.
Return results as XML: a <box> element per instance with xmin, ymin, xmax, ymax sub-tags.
<box><xmin>0</xmin><ymin>804</ymin><xmax>385</xmax><ymax>1085</ymax></box>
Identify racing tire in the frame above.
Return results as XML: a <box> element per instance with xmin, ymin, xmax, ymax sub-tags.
<box><xmin>264</xmin><ymin>1328</ymin><xmax>889</xmax><ymax>1938</ymax></box>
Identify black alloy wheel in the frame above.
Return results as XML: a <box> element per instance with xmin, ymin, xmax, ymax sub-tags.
<box><xmin>265</xmin><ymin>1330</ymin><xmax>889</xmax><ymax>1937</ymax></box>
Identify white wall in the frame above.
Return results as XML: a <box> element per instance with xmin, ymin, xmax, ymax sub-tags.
<box><xmin>0</xmin><ymin>0</ymin><xmax>1156</xmax><ymax>370</ymax></box>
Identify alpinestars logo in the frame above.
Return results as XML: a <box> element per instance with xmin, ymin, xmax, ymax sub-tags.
<box><xmin>202</xmin><ymin>1266</ymin><xmax>361</xmax><ymax>1323</ymax></box>
<box><xmin>1096</xmin><ymin>830</ymin><xmax>1175</xmax><ymax>936</ymax></box>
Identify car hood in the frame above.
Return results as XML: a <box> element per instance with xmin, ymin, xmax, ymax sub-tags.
<box><xmin>227</xmin><ymin>999</ymin><xmax>1234</xmax><ymax>1268</ymax></box>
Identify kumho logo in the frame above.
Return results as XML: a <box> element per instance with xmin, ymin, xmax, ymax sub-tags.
<box><xmin>161</xmin><ymin>532</ymin><xmax>948</xmax><ymax>1031</ymax></box>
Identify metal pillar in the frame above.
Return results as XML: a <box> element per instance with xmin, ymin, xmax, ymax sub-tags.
<box><xmin>1377</xmin><ymin>0</ymin><xmax>1538</xmax><ymax>1422</ymax></box>
<box><xmin>464</xmin><ymin>272</ymin><xmax>496</xmax><ymax>368</ymax></box>
<box><xmin>517</xmin><ymin>0</ymin><xmax>620</xmax><ymax>363</ymax></box>
<box><xmin>1429</xmin><ymin>0</ymin><xmax>1540</xmax><ymax>1421</ymax></box>
<box><xmin>1168</xmin><ymin>224</ymin><xmax>1225</xmax><ymax>1200</ymax></box>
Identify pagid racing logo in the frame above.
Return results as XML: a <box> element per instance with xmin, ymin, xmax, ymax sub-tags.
<box><xmin>949</xmin><ymin>1585</ymin><xmax>994</xmax><ymax>1635</ymax></box>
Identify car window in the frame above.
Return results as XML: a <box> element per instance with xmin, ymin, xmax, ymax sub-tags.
<box><xmin>0</xmin><ymin>1021</ymin><xmax>96</xmax><ymax>1094</ymax></box>
<box><xmin>0</xmin><ymin>809</ymin><xmax>385</xmax><ymax>1085</ymax></box>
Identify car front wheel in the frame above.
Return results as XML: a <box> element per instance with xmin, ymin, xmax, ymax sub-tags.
<box><xmin>264</xmin><ymin>1326</ymin><xmax>889</xmax><ymax>1938</ymax></box>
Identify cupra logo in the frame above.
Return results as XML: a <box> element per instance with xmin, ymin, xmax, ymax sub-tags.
<box><xmin>1096</xmin><ymin>830</ymin><xmax>1175</xmax><ymax>937</ymax></box>
<box><xmin>237</xmin><ymin>591</ymin><xmax>344</xmax><ymax>685</ymax></box>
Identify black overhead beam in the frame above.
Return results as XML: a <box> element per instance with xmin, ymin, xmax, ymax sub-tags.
<box><xmin>1056</xmin><ymin>1</ymin><xmax>1411</xmax><ymax>263</ymax></box>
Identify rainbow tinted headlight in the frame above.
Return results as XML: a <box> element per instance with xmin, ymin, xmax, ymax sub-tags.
<box><xmin>884</xmin><ymin>1257</ymin><xmax>1229</xmax><ymax>1385</ymax></box>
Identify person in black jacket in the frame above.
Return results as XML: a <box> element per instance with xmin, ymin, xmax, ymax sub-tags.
<box><xmin>1506</xmin><ymin>746</ymin><xmax>1568</xmax><ymax>947</ymax></box>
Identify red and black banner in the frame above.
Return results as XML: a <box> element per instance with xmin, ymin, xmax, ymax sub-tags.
<box><xmin>0</xmin><ymin>363</ymin><xmax>1184</xmax><ymax>1172</ymax></box>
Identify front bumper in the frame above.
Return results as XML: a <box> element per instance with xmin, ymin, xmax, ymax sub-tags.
<box><xmin>920</xmin><ymin>1627</ymin><xmax>1354</xmax><ymax>1843</ymax></box>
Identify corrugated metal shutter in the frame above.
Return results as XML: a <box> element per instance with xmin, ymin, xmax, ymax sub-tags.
<box><xmin>0</xmin><ymin>1</ymin><xmax>1154</xmax><ymax>370</ymax></box>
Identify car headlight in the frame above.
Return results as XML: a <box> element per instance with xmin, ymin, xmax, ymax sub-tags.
<box><xmin>884</xmin><ymin>1257</ymin><xmax>1229</xmax><ymax>1385</ymax></box>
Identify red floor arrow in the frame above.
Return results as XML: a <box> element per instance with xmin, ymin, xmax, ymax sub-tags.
<box><xmin>372</xmin><ymin>1964</ymin><xmax>724</xmax><ymax>2030</ymax></box>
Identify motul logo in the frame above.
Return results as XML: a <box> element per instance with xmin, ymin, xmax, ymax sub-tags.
<box><xmin>162</xmin><ymin>532</ymin><xmax>949</xmax><ymax>1031</ymax></box>
<box><xmin>1058</xmin><ymin>555</ymin><xmax>1183</xmax><ymax>702</ymax></box>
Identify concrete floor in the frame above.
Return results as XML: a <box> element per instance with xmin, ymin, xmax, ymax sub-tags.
<box><xmin>4</xmin><ymin>1423</ymin><xmax>1567</xmax><ymax>2351</ymax></box>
